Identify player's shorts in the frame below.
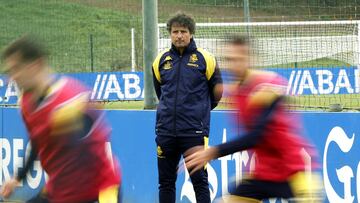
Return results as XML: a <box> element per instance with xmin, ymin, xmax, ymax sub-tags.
<box><xmin>26</xmin><ymin>185</ymin><xmax>122</xmax><ymax>203</ymax></box>
<box><xmin>223</xmin><ymin>172</ymin><xmax>323</xmax><ymax>203</ymax></box>
<box><xmin>227</xmin><ymin>179</ymin><xmax>293</xmax><ymax>201</ymax></box>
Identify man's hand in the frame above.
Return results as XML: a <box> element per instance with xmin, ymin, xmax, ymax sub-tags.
<box><xmin>0</xmin><ymin>178</ymin><xmax>20</xmax><ymax>198</ymax></box>
<box><xmin>213</xmin><ymin>84</ymin><xmax>223</xmax><ymax>102</ymax></box>
<box><xmin>185</xmin><ymin>147</ymin><xmax>218</xmax><ymax>175</ymax></box>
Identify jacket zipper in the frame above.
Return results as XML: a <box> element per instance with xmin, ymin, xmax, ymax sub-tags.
<box><xmin>173</xmin><ymin>55</ymin><xmax>182</xmax><ymax>136</ymax></box>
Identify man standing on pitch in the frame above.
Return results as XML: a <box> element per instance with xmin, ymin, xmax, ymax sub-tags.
<box><xmin>152</xmin><ymin>13</ymin><xmax>223</xmax><ymax>203</ymax></box>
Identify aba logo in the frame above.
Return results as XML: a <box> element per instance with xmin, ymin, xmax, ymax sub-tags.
<box><xmin>0</xmin><ymin>78</ymin><xmax>20</xmax><ymax>103</ymax></box>
<box><xmin>323</xmin><ymin>126</ymin><xmax>360</xmax><ymax>203</ymax></box>
<box><xmin>285</xmin><ymin>68</ymin><xmax>359</xmax><ymax>95</ymax></box>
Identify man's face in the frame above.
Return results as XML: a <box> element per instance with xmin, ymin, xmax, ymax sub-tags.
<box><xmin>170</xmin><ymin>25</ymin><xmax>192</xmax><ymax>49</ymax></box>
<box><xmin>225</xmin><ymin>44</ymin><xmax>251</xmax><ymax>81</ymax></box>
<box><xmin>4</xmin><ymin>53</ymin><xmax>40</xmax><ymax>91</ymax></box>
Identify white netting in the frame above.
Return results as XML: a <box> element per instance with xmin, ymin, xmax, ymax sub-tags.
<box><xmin>158</xmin><ymin>21</ymin><xmax>360</xmax><ymax>68</ymax></box>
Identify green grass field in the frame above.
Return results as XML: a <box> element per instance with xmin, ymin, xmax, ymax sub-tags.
<box><xmin>103</xmin><ymin>100</ymin><xmax>230</xmax><ymax>110</ymax></box>
<box><xmin>1</xmin><ymin>0</ymin><xmax>259</xmax><ymax>73</ymax></box>
<box><xmin>104</xmin><ymin>100</ymin><xmax>144</xmax><ymax>110</ymax></box>
<box><xmin>0</xmin><ymin>0</ymin><xmax>141</xmax><ymax>72</ymax></box>
<box><xmin>103</xmin><ymin>94</ymin><xmax>360</xmax><ymax>111</ymax></box>
<box><xmin>1</xmin><ymin>0</ymin><xmax>355</xmax><ymax>73</ymax></box>
<box><xmin>3</xmin><ymin>96</ymin><xmax>358</xmax><ymax>111</ymax></box>
<box><xmin>291</xmin><ymin>94</ymin><xmax>360</xmax><ymax>111</ymax></box>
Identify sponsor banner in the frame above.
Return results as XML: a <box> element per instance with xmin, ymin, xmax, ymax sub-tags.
<box><xmin>0</xmin><ymin>72</ymin><xmax>144</xmax><ymax>104</ymax></box>
<box><xmin>222</xmin><ymin>66</ymin><xmax>360</xmax><ymax>95</ymax></box>
<box><xmin>1</xmin><ymin>67</ymin><xmax>359</xmax><ymax>104</ymax></box>
<box><xmin>0</xmin><ymin>76</ymin><xmax>18</xmax><ymax>105</ymax></box>
<box><xmin>267</xmin><ymin>66</ymin><xmax>360</xmax><ymax>95</ymax></box>
<box><xmin>1</xmin><ymin>108</ymin><xmax>359</xmax><ymax>202</ymax></box>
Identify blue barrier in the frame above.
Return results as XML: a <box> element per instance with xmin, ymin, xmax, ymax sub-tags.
<box><xmin>267</xmin><ymin>67</ymin><xmax>359</xmax><ymax>95</ymax></box>
<box><xmin>0</xmin><ymin>72</ymin><xmax>145</xmax><ymax>104</ymax></box>
<box><xmin>222</xmin><ymin>66</ymin><xmax>359</xmax><ymax>95</ymax></box>
<box><xmin>1</xmin><ymin>108</ymin><xmax>360</xmax><ymax>202</ymax></box>
<box><xmin>1</xmin><ymin>66</ymin><xmax>359</xmax><ymax>104</ymax></box>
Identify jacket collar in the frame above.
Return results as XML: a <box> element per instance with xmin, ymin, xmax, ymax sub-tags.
<box><xmin>170</xmin><ymin>38</ymin><xmax>197</xmax><ymax>56</ymax></box>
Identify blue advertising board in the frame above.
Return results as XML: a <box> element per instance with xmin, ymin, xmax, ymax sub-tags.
<box><xmin>1</xmin><ymin>108</ymin><xmax>360</xmax><ymax>202</ymax></box>
<box><xmin>0</xmin><ymin>72</ymin><xmax>145</xmax><ymax>104</ymax></box>
<box><xmin>267</xmin><ymin>66</ymin><xmax>359</xmax><ymax>95</ymax></box>
<box><xmin>0</xmin><ymin>66</ymin><xmax>359</xmax><ymax>104</ymax></box>
<box><xmin>221</xmin><ymin>66</ymin><xmax>359</xmax><ymax>95</ymax></box>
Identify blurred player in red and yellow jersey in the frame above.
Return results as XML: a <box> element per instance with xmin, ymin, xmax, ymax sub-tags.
<box><xmin>185</xmin><ymin>35</ymin><xmax>323</xmax><ymax>203</ymax></box>
<box><xmin>0</xmin><ymin>36</ymin><xmax>121</xmax><ymax>203</ymax></box>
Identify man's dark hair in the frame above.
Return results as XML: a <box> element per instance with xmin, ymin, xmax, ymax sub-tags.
<box><xmin>227</xmin><ymin>35</ymin><xmax>250</xmax><ymax>46</ymax></box>
<box><xmin>167</xmin><ymin>12</ymin><xmax>196</xmax><ymax>34</ymax></box>
<box><xmin>2</xmin><ymin>35</ymin><xmax>48</xmax><ymax>62</ymax></box>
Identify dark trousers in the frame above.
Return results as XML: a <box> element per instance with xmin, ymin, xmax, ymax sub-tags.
<box><xmin>156</xmin><ymin>135</ymin><xmax>211</xmax><ymax>203</ymax></box>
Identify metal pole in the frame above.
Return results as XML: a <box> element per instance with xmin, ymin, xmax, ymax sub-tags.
<box><xmin>131</xmin><ymin>28</ymin><xmax>136</xmax><ymax>72</ymax></box>
<box><xmin>0</xmin><ymin>99</ymin><xmax>2</xmax><ymax>140</ymax></box>
<box><xmin>90</xmin><ymin>34</ymin><xmax>94</xmax><ymax>72</ymax></box>
<box><xmin>142</xmin><ymin>0</ymin><xmax>158</xmax><ymax>109</ymax></box>
<box><xmin>357</xmin><ymin>22</ymin><xmax>360</xmax><ymax>93</ymax></box>
<box><xmin>358</xmin><ymin>22</ymin><xmax>360</xmax><ymax>70</ymax></box>
<box><xmin>243</xmin><ymin>0</ymin><xmax>251</xmax><ymax>23</ymax></box>
<box><xmin>243</xmin><ymin>0</ymin><xmax>251</xmax><ymax>38</ymax></box>
<box><xmin>0</xmin><ymin>89</ymin><xmax>4</xmax><ymax>141</ymax></box>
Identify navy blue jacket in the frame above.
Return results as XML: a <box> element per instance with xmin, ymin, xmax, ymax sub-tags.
<box><xmin>152</xmin><ymin>38</ymin><xmax>222</xmax><ymax>137</ymax></box>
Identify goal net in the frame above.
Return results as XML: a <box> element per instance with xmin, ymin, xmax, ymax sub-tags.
<box><xmin>158</xmin><ymin>21</ymin><xmax>360</xmax><ymax>110</ymax></box>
